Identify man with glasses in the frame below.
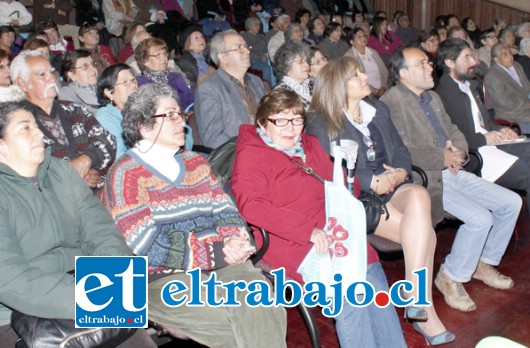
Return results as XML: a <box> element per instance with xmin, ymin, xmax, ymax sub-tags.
<box><xmin>436</xmin><ymin>38</ymin><xmax>530</xmax><ymax>218</ymax></box>
<box><xmin>11</xmin><ymin>50</ymin><xmax>115</xmax><ymax>189</ymax></box>
<box><xmin>195</xmin><ymin>29</ymin><xmax>265</xmax><ymax>148</ymax></box>
<box><xmin>381</xmin><ymin>47</ymin><xmax>521</xmax><ymax>313</ymax></box>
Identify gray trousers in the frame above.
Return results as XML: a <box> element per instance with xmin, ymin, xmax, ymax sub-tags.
<box><xmin>148</xmin><ymin>261</ymin><xmax>287</xmax><ymax>348</ymax></box>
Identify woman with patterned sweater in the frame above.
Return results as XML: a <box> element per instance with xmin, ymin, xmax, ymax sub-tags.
<box><xmin>102</xmin><ymin>83</ymin><xmax>286</xmax><ymax>348</ymax></box>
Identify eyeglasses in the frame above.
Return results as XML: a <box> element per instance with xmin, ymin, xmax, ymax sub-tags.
<box><xmin>152</xmin><ymin>110</ymin><xmax>188</xmax><ymax>121</ymax></box>
<box><xmin>363</xmin><ymin>135</ymin><xmax>375</xmax><ymax>161</ymax></box>
<box><xmin>221</xmin><ymin>44</ymin><xmax>252</xmax><ymax>54</ymax></box>
<box><xmin>114</xmin><ymin>77</ymin><xmax>137</xmax><ymax>88</ymax></box>
<box><xmin>147</xmin><ymin>51</ymin><xmax>169</xmax><ymax>59</ymax></box>
<box><xmin>407</xmin><ymin>60</ymin><xmax>434</xmax><ymax>69</ymax></box>
<box><xmin>310</xmin><ymin>55</ymin><xmax>327</xmax><ymax>66</ymax></box>
<box><xmin>72</xmin><ymin>61</ymin><xmax>97</xmax><ymax>71</ymax></box>
<box><xmin>292</xmin><ymin>57</ymin><xmax>309</xmax><ymax>65</ymax></box>
<box><xmin>267</xmin><ymin>117</ymin><xmax>305</xmax><ymax>127</ymax></box>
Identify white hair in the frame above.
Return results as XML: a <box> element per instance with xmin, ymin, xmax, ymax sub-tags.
<box><xmin>519</xmin><ymin>38</ymin><xmax>530</xmax><ymax>56</ymax></box>
<box><xmin>10</xmin><ymin>50</ymin><xmax>46</xmax><ymax>85</ymax></box>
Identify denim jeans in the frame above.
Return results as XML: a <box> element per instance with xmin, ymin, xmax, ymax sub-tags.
<box><xmin>442</xmin><ymin>169</ymin><xmax>521</xmax><ymax>282</ymax></box>
<box><xmin>335</xmin><ymin>262</ymin><xmax>406</xmax><ymax>348</ymax></box>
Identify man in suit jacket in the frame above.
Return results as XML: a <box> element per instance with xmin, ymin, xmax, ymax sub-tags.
<box><xmin>484</xmin><ymin>43</ymin><xmax>530</xmax><ymax>131</ymax></box>
<box><xmin>436</xmin><ymin>38</ymin><xmax>530</xmax><ymax>216</ymax></box>
<box><xmin>195</xmin><ymin>30</ymin><xmax>265</xmax><ymax>148</ymax></box>
<box><xmin>381</xmin><ymin>47</ymin><xmax>520</xmax><ymax>313</ymax></box>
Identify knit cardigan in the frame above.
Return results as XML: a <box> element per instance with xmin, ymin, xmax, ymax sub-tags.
<box><xmin>103</xmin><ymin>150</ymin><xmax>247</xmax><ymax>274</ymax></box>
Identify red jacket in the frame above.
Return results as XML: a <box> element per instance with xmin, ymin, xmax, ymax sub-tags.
<box><xmin>232</xmin><ymin>125</ymin><xmax>378</xmax><ymax>283</ymax></box>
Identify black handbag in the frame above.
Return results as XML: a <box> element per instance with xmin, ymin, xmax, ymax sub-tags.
<box><xmin>290</xmin><ymin>159</ymin><xmax>388</xmax><ymax>235</ymax></box>
<box><xmin>11</xmin><ymin>310</ymin><xmax>137</xmax><ymax>348</ymax></box>
<box><xmin>358</xmin><ymin>190</ymin><xmax>389</xmax><ymax>235</ymax></box>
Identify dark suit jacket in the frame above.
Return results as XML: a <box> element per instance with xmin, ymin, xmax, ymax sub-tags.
<box><xmin>435</xmin><ymin>73</ymin><xmax>494</xmax><ymax>150</ymax></box>
<box><xmin>306</xmin><ymin>98</ymin><xmax>412</xmax><ymax>192</ymax></box>
<box><xmin>381</xmin><ymin>83</ymin><xmax>468</xmax><ymax>224</ymax></box>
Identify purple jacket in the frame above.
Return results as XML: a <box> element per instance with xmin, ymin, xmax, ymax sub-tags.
<box><xmin>136</xmin><ymin>72</ymin><xmax>195</xmax><ymax>109</ymax></box>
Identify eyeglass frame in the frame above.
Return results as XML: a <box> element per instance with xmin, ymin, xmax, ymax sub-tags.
<box><xmin>220</xmin><ymin>44</ymin><xmax>252</xmax><ymax>54</ymax></box>
<box><xmin>114</xmin><ymin>77</ymin><xmax>138</xmax><ymax>88</ymax></box>
<box><xmin>72</xmin><ymin>61</ymin><xmax>98</xmax><ymax>71</ymax></box>
<box><xmin>267</xmin><ymin>117</ymin><xmax>305</xmax><ymax>127</ymax></box>
<box><xmin>310</xmin><ymin>55</ymin><xmax>327</xmax><ymax>66</ymax></box>
<box><xmin>151</xmin><ymin>110</ymin><xmax>190</xmax><ymax>121</ymax></box>
<box><xmin>406</xmin><ymin>60</ymin><xmax>434</xmax><ymax>69</ymax></box>
<box><xmin>146</xmin><ymin>51</ymin><xmax>169</xmax><ymax>60</ymax></box>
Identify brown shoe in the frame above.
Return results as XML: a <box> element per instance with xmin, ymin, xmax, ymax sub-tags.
<box><xmin>472</xmin><ymin>261</ymin><xmax>514</xmax><ymax>290</ymax></box>
<box><xmin>435</xmin><ymin>264</ymin><xmax>477</xmax><ymax>312</ymax></box>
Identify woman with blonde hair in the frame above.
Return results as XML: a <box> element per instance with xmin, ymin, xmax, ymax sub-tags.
<box><xmin>306</xmin><ymin>56</ymin><xmax>454</xmax><ymax>345</ymax></box>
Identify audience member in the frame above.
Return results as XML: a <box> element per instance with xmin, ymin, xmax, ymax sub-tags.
<box><xmin>0</xmin><ymin>25</ymin><xmax>16</xmax><ymax>59</ymax></box>
<box><xmin>381</xmin><ymin>47</ymin><xmax>520</xmax><ymax>312</ymax></box>
<box><xmin>484</xmin><ymin>43</ymin><xmax>530</xmax><ymax>130</ymax></box>
<box><xmin>96</xmin><ymin>64</ymin><xmax>138</xmax><ymax>158</ymax></box>
<box><xmin>318</xmin><ymin>21</ymin><xmax>349</xmax><ymax>61</ymax></box>
<box><xmin>436</xmin><ymin>38</ymin><xmax>530</xmax><ymax>216</ymax></box>
<box><xmin>177</xmin><ymin>26</ymin><xmax>213</xmax><ymax>90</ymax></box>
<box><xmin>444</xmin><ymin>14</ymin><xmax>461</xmax><ymax>29</ymax></box>
<box><xmin>395</xmin><ymin>12</ymin><xmax>419</xmax><ymax>46</ymax></box>
<box><xmin>307</xmin><ymin>55</ymin><xmax>454</xmax><ymax>345</ymax></box>
<box><xmin>241</xmin><ymin>17</ymin><xmax>274</xmax><ymax>86</ymax></box>
<box><xmin>493</xmin><ymin>18</ymin><xmax>507</xmax><ymax>37</ymax></box>
<box><xmin>103</xmin><ymin>83</ymin><xmax>288</xmax><ymax>348</ymax></box>
<box><xmin>118</xmin><ymin>23</ymin><xmax>146</xmax><ymax>63</ymax></box>
<box><xmin>284</xmin><ymin>23</ymin><xmax>311</xmax><ymax>49</ymax></box>
<box><xmin>0</xmin><ymin>101</ymin><xmax>155</xmax><ymax>348</ymax></box>
<box><xmin>264</xmin><ymin>14</ymin><xmax>280</xmax><ymax>44</ymax></box>
<box><xmin>436</xmin><ymin>25</ymin><xmax>448</xmax><ymax>42</ymax></box>
<box><xmin>308</xmin><ymin>46</ymin><xmax>327</xmax><ymax>79</ymax></box>
<box><xmin>345</xmin><ymin>27</ymin><xmax>388</xmax><ymax>98</ymax></box>
<box><xmin>462</xmin><ymin>17</ymin><xmax>481</xmax><ymax>48</ymax></box>
<box><xmin>294</xmin><ymin>8</ymin><xmax>311</xmax><ymax>37</ymax></box>
<box><xmin>135</xmin><ymin>37</ymin><xmax>194</xmax><ymax>109</ymax></box>
<box><xmin>0</xmin><ymin>49</ymin><xmax>20</xmax><ymax>101</ymax></box>
<box><xmin>11</xmin><ymin>51</ymin><xmax>116</xmax><ymax>188</ymax></box>
<box><xmin>124</xmin><ymin>30</ymin><xmax>151</xmax><ymax>75</ymax></box>
<box><xmin>307</xmin><ymin>16</ymin><xmax>325</xmax><ymax>45</ymax></box>
<box><xmin>101</xmin><ymin>0</ymin><xmax>137</xmax><ymax>37</ymax></box>
<box><xmin>367</xmin><ymin>16</ymin><xmax>403</xmax><ymax>66</ymax></box>
<box><xmin>58</xmin><ymin>50</ymin><xmax>100</xmax><ymax>115</ymax></box>
<box><xmin>499</xmin><ymin>27</ymin><xmax>519</xmax><ymax>55</ymax></box>
<box><xmin>78</xmin><ymin>22</ymin><xmax>115</xmax><ymax>73</ymax></box>
<box><xmin>22</xmin><ymin>38</ymin><xmax>50</xmax><ymax>59</ymax></box>
<box><xmin>231</xmin><ymin>89</ymin><xmax>408</xmax><ymax>348</ymax></box>
<box><xmin>268</xmin><ymin>14</ymin><xmax>290</xmax><ymax>59</ymax></box>
<box><xmin>33</xmin><ymin>1</ymin><xmax>79</xmax><ymax>48</ymax></box>
<box><xmin>478</xmin><ymin>28</ymin><xmax>498</xmax><ymax>68</ymax></box>
<box><xmin>195</xmin><ymin>29</ymin><xmax>265</xmax><ymax>148</ymax></box>
<box><xmin>273</xmin><ymin>42</ymin><xmax>311</xmax><ymax>110</ymax></box>
<box><xmin>515</xmin><ymin>38</ymin><xmax>530</xmax><ymax>79</ymax></box>
<box><xmin>0</xmin><ymin>0</ymin><xmax>32</xmax><ymax>27</ymax></box>
<box><xmin>37</xmin><ymin>20</ymin><xmax>74</xmax><ymax>72</ymax></box>
<box><xmin>418</xmin><ymin>29</ymin><xmax>441</xmax><ymax>84</ymax></box>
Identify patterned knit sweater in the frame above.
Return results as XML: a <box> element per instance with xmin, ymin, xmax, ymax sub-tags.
<box><xmin>103</xmin><ymin>150</ymin><xmax>247</xmax><ymax>273</ymax></box>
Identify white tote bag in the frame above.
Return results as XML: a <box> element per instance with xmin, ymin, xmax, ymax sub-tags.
<box><xmin>298</xmin><ymin>143</ymin><xmax>367</xmax><ymax>299</ymax></box>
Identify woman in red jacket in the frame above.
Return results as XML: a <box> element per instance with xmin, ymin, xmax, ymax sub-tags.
<box><xmin>232</xmin><ymin>89</ymin><xmax>407</xmax><ymax>348</ymax></box>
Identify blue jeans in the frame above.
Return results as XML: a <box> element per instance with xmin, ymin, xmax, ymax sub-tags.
<box><xmin>250</xmin><ymin>59</ymin><xmax>274</xmax><ymax>87</ymax></box>
<box><xmin>335</xmin><ymin>262</ymin><xmax>406</xmax><ymax>348</ymax></box>
<box><xmin>442</xmin><ymin>169</ymin><xmax>521</xmax><ymax>282</ymax></box>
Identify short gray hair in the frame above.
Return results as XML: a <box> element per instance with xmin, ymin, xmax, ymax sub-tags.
<box><xmin>209</xmin><ymin>29</ymin><xmax>239</xmax><ymax>66</ymax></box>
<box><xmin>491</xmin><ymin>42</ymin><xmax>509</xmax><ymax>62</ymax></box>
<box><xmin>273</xmin><ymin>41</ymin><xmax>308</xmax><ymax>81</ymax></box>
<box><xmin>284</xmin><ymin>23</ymin><xmax>303</xmax><ymax>42</ymax></box>
<box><xmin>245</xmin><ymin>17</ymin><xmax>261</xmax><ymax>31</ymax></box>
<box><xmin>10</xmin><ymin>50</ymin><xmax>46</xmax><ymax>84</ymax></box>
<box><xmin>516</xmin><ymin>22</ymin><xmax>530</xmax><ymax>38</ymax></box>
<box><xmin>519</xmin><ymin>38</ymin><xmax>530</xmax><ymax>56</ymax></box>
<box><xmin>122</xmin><ymin>83</ymin><xmax>179</xmax><ymax>148</ymax></box>
<box><xmin>277</xmin><ymin>14</ymin><xmax>290</xmax><ymax>27</ymax></box>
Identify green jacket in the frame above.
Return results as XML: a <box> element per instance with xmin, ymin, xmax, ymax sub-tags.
<box><xmin>0</xmin><ymin>148</ymin><xmax>132</xmax><ymax>326</ymax></box>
